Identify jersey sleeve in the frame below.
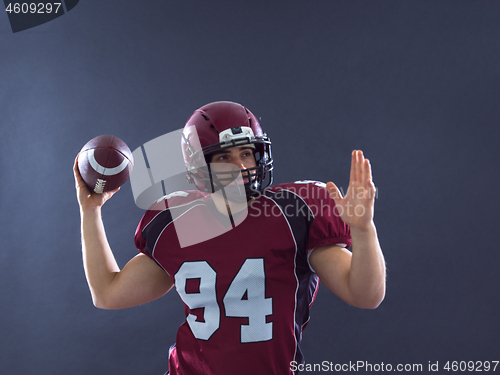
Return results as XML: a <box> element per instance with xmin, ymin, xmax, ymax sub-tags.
<box><xmin>294</xmin><ymin>180</ymin><xmax>352</xmax><ymax>251</ymax></box>
<box><xmin>134</xmin><ymin>209</ymin><xmax>158</xmax><ymax>257</ymax></box>
<box><xmin>134</xmin><ymin>190</ymin><xmax>203</xmax><ymax>259</ymax></box>
<box><xmin>134</xmin><ymin>197</ymin><xmax>170</xmax><ymax>258</ymax></box>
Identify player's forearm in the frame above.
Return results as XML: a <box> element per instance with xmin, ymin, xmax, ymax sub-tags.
<box><xmin>348</xmin><ymin>221</ymin><xmax>386</xmax><ymax>309</ymax></box>
<box><xmin>80</xmin><ymin>206</ymin><xmax>120</xmax><ymax>308</ymax></box>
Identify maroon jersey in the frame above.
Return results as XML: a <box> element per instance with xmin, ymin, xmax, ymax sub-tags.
<box><xmin>135</xmin><ymin>180</ymin><xmax>351</xmax><ymax>375</ymax></box>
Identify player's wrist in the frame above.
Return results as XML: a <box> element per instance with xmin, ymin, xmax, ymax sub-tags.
<box><xmin>349</xmin><ymin>220</ymin><xmax>376</xmax><ymax>237</ymax></box>
<box><xmin>80</xmin><ymin>204</ymin><xmax>102</xmax><ymax>217</ymax></box>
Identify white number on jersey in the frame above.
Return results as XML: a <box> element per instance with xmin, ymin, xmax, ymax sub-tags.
<box><xmin>175</xmin><ymin>261</ymin><xmax>220</xmax><ymax>340</ymax></box>
<box><xmin>174</xmin><ymin>258</ymin><xmax>273</xmax><ymax>343</ymax></box>
<box><xmin>223</xmin><ymin>258</ymin><xmax>273</xmax><ymax>343</ymax></box>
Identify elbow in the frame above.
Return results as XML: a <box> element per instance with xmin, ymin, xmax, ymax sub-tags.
<box><xmin>358</xmin><ymin>295</ymin><xmax>384</xmax><ymax>309</ymax></box>
<box><xmin>90</xmin><ymin>290</ymin><xmax>130</xmax><ymax>310</ymax></box>
<box><xmin>356</xmin><ymin>276</ymin><xmax>386</xmax><ymax>309</ymax></box>
<box><xmin>90</xmin><ymin>291</ymin><xmax>115</xmax><ymax>310</ymax></box>
<box><xmin>91</xmin><ymin>295</ymin><xmax>108</xmax><ymax>310</ymax></box>
<box><xmin>351</xmin><ymin>287</ymin><xmax>386</xmax><ymax>310</ymax></box>
<box><xmin>365</xmin><ymin>293</ymin><xmax>386</xmax><ymax>310</ymax></box>
<box><xmin>93</xmin><ymin>298</ymin><xmax>120</xmax><ymax>310</ymax></box>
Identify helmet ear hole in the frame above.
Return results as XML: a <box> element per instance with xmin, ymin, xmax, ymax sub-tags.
<box><xmin>254</xmin><ymin>144</ymin><xmax>266</xmax><ymax>162</ymax></box>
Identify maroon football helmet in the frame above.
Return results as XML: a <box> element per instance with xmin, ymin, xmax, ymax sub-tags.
<box><xmin>181</xmin><ymin>101</ymin><xmax>273</xmax><ymax>198</ymax></box>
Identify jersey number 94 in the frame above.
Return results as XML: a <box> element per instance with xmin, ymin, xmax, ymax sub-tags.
<box><xmin>175</xmin><ymin>258</ymin><xmax>273</xmax><ymax>343</ymax></box>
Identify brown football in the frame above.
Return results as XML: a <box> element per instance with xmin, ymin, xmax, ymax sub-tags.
<box><xmin>77</xmin><ymin>135</ymin><xmax>134</xmax><ymax>194</ymax></box>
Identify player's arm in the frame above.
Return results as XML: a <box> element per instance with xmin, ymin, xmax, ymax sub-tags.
<box><xmin>75</xmin><ymin>156</ymin><xmax>174</xmax><ymax>310</ymax></box>
<box><xmin>309</xmin><ymin>228</ymin><xmax>385</xmax><ymax>309</ymax></box>
<box><xmin>309</xmin><ymin>150</ymin><xmax>385</xmax><ymax>309</ymax></box>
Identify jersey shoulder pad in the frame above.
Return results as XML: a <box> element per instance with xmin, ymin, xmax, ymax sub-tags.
<box><xmin>266</xmin><ymin>180</ymin><xmax>329</xmax><ymax>204</ymax></box>
<box><xmin>145</xmin><ymin>190</ymin><xmax>209</xmax><ymax>211</ymax></box>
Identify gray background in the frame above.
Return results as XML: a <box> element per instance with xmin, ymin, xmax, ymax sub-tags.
<box><xmin>1</xmin><ymin>1</ymin><xmax>499</xmax><ymax>374</ymax></box>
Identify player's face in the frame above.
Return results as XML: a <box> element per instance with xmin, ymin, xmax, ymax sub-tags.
<box><xmin>209</xmin><ymin>146</ymin><xmax>256</xmax><ymax>185</ymax></box>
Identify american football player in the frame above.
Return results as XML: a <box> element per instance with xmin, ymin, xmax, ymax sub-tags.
<box><xmin>74</xmin><ymin>101</ymin><xmax>385</xmax><ymax>375</ymax></box>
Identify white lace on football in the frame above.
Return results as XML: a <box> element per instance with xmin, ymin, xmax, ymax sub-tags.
<box><xmin>94</xmin><ymin>178</ymin><xmax>106</xmax><ymax>194</ymax></box>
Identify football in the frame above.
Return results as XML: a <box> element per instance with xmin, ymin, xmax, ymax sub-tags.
<box><xmin>78</xmin><ymin>135</ymin><xmax>134</xmax><ymax>194</ymax></box>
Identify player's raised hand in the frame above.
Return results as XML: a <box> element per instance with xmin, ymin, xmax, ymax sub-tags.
<box><xmin>73</xmin><ymin>155</ymin><xmax>120</xmax><ymax>209</ymax></box>
<box><xmin>326</xmin><ymin>150</ymin><xmax>376</xmax><ymax>231</ymax></box>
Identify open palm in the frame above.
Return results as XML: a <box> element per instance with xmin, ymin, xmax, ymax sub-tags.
<box><xmin>326</xmin><ymin>150</ymin><xmax>376</xmax><ymax>231</ymax></box>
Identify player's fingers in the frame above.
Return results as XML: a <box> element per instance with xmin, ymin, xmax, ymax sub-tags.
<box><xmin>356</xmin><ymin>150</ymin><xmax>365</xmax><ymax>184</ymax></box>
<box><xmin>73</xmin><ymin>154</ymin><xmax>79</xmax><ymax>174</ymax></box>
<box><xmin>362</xmin><ymin>158</ymin><xmax>370</xmax><ymax>192</ymax></box>
<box><xmin>364</xmin><ymin>158</ymin><xmax>372</xmax><ymax>181</ymax></box>
<box><xmin>370</xmin><ymin>178</ymin><xmax>376</xmax><ymax>196</ymax></box>
<box><xmin>349</xmin><ymin>150</ymin><xmax>357</xmax><ymax>185</ymax></box>
<box><xmin>364</xmin><ymin>181</ymin><xmax>376</xmax><ymax>205</ymax></box>
<box><xmin>73</xmin><ymin>156</ymin><xmax>88</xmax><ymax>189</ymax></box>
<box><xmin>73</xmin><ymin>155</ymin><xmax>83</xmax><ymax>184</ymax></box>
<box><xmin>73</xmin><ymin>154</ymin><xmax>94</xmax><ymax>200</ymax></box>
<box><xmin>101</xmin><ymin>187</ymin><xmax>121</xmax><ymax>203</ymax></box>
<box><xmin>363</xmin><ymin>158</ymin><xmax>376</xmax><ymax>197</ymax></box>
